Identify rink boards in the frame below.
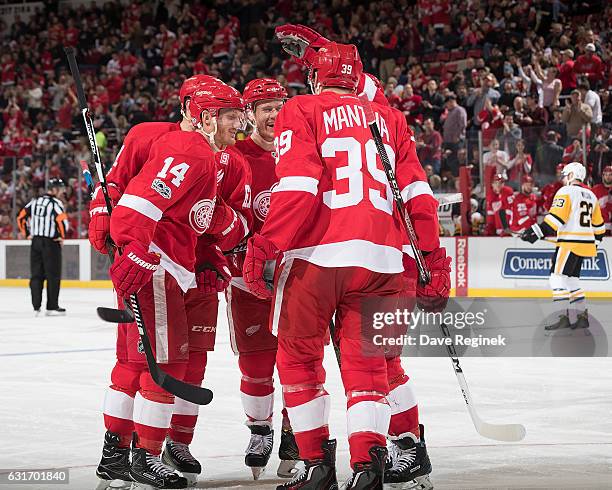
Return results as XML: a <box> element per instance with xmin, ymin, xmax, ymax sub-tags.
<box><xmin>1</xmin><ymin>237</ymin><xmax>611</xmax><ymax>297</ymax></box>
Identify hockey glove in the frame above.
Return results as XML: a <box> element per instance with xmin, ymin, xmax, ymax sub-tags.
<box><xmin>109</xmin><ymin>241</ymin><xmax>160</xmax><ymax>298</ymax></box>
<box><xmin>88</xmin><ymin>184</ymin><xmax>121</xmax><ymax>254</ymax></box>
<box><xmin>275</xmin><ymin>24</ymin><xmax>330</xmax><ymax>65</ymax></box>
<box><xmin>243</xmin><ymin>233</ymin><xmax>278</xmax><ymax>300</ymax></box>
<box><xmin>520</xmin><ymin>224</ymin><xmax>543</xmax><ymax>244</ymax></box>
<box><xmin>207</xmin><ymin>198</ymin><xmax>238</xmax><ymax>236</ymax></box>
<box><xmin>196</xmin><ymin>245</ymin><xmax>232</xmax><ymax>294</ymax></box>
<box><xmin>416</xmin><ymin>247</ymin><xmax>452</xmax><ymax>313</ymax></box>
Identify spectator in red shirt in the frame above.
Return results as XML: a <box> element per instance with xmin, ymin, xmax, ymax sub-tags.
<box><xmin>509</xmin><ymin>175</ymin><xmax>538</xmax><ymax>233</ymax></box>
<box><xmin>398</xmin><ymin>84</ymin><xmax>423</xmax><ymax>127</ymax></box>
<box><xmin>212</xmin><ymin>17</ymin><xmax>234</xmax><ymax>61</ymax></box>
<box><xmin>282</xmin><ymin>57</ymin><xmax>306</xmax><ymax>91</ymax></box>
<box><xmin>64</xmin><ymin>19</ymin><xmax>79</xmax><ymax>47</ymax></box>
<box><xmin>374</xmin><ymin>24</ymin><xmax>398</xmax><ymax>84</ymax></box>
<box><xmin>574</xmin><ymin>43</ymin><xmax>605</xmax><ymax>88</ymax></box>
<box><xmin>486</xmin><ymin>173</ymin><xmax>514</xmax><ymax>236</ymax></box>
<box><xmin>417</xmin><ymin>117</ymin><xmax>443</xmax><ymax>173</ymax></box>
<box><xmin>1</xmin><ymin>54</ymin><xmax>16</xmax><ymax>86</ymax></box>
<box><xmin>102</xmin><ymin>73</ymin><xmax>124</xmax><ymax>105</ymax></box>
<box><xmin>558</xmin><ymin>49</ymin><xmax>576</xmax><ymax>95</ymax></box>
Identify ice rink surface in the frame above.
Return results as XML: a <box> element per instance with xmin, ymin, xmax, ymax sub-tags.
<box><xmin>1</xmin><ymin>287</ymin><xmax>611</xmax><ymax>490</ymax></box>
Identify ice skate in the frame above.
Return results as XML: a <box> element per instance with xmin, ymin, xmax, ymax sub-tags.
<box><xmin>343</xmin><ymin>445</ymin><xmax>387</xmax><ymax>489</ymax></box>
<box><xmin>570</xmin><ymin>309</ymin><xmax>590</xmax><ymax>330</ymax></box>
<box><xmin>245</xmin><ymin>423</ymin><xmax>273</xmax><ymax>480</ymax></box>
<box><xmin>162</xmin><ymin>437</ymin><xmax>201</xmax><ymax>486</ymax></box>
<box><xmin>130</xmin><ymin>446</ymin><xmax>188</xmax><ymax>489</ymax></box>
<box><xmin>544</xmin><ymin>313</ymin><xmax>570</xmax><ymax>331</ymax></box>
<box><xmin>385</xmin><ymin>425</ymin><xmax>433</xmax><ymax>489</ymax></box>
<box><xmin>277</xmin><ymin>427</ymin><xmax>300</xmax><ymax>478</ymax></box>
<box><xmin>277</xmin><ymin>438</ymin><xmax>338</xmax><ymax>489</ymax></box>
<box><xmin>95</xmin><ymin>431</ymin><xmax>132</xmax><ymax>490</ymax></box>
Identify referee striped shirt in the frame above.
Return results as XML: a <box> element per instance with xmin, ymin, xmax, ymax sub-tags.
<box><xmin>17</xmin><ymin>195</ymin><xmax>69</xmax><ymax>239</ymax></box>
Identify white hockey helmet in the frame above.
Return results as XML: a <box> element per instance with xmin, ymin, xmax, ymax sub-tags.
<box><xmin>562</xmin><ymin>162</ymin><xmax>586</xmax><ymax>182</ymax></box>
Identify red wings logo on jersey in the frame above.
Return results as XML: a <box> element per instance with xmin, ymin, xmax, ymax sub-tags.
<box><xmin>189</xmin><ymin>198</ymin><xmax>216</xmax><ymax>234</ymax></box>
<box><xmin>253</xmin><ymin>183</ymin><xmax>278</xmax><ymax>222</ymax></box>
<box><xmin>219</xmin><ymin>152</ymin><xmax>230</xmax><ymax>165</ymax></box>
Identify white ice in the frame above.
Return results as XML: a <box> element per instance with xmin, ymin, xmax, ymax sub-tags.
<box><xmin>0</xmin><ymin>287</ymin><xmax>611</xmax><ymax>489</ymax></box>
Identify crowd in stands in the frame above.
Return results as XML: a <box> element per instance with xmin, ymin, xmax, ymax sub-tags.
<box><xmin>1</xmin><ymin>0</ymin><xmax>610</xmax><ymax>239</ymax></box>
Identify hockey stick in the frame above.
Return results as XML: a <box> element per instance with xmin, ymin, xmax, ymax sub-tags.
<box><xmin>358</xmin><ymin>94</ymin><xmax>526</xmax><ymax>442</ymax></box>
<box><xmin>65</xmin><ymin>47</ymin><xmax>213</xmax><ymax>405</ymax></box>
<box><xmin>77</xmin><ymin>159</ymin><xmax>137</xmax><ymax>324</ymax></box>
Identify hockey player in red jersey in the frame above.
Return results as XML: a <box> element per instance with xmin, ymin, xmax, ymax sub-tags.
<box><xmin>243</xmin><ymin>43</ymin><xmax>448</xmax><ymax>489</ymax></box>
<box><xmin>92</xmin><ymin>74</ymin><xmax>215</xmax><ymax>490</ymax></box>
<box><xmin>98</xmin><ymin>79</ymin><xmax>245</xmax><ymax>490</ymax></box>
<box><xmin>277</xmin><ymin>24</ymin><xmax>439</xmax><ymax>490</ymax></box>
<box><xmin>486</xmin><ymin>174</ymin><xmax>514</xmax><ymax>236</ymax></box>
<box><xmin>592</xmin><ymin>166</ymin><xmax>612</xmax><ymax>235</ymax></box>
<box><xmin>509</xmin><ymin>175</ymin><xmax>538</xmax><ymax>234</ymax></box>
<box><xmin>220</xmin><ymin>78</ymin><xmax>300</xmax><ymax>479</ymax></box>
<box><xmin>539</xmin><ymin>163</ymin><xmax>565</xmax><ymax>214</ymax></box>
<box><xmin>165</xmin><ymin>90</ymin><xmax>254</xmax><ymax>483</ymax></box>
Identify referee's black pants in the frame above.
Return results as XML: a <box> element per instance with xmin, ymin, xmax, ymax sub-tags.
<box><xmin>30</xmin><ymin>236</ymin><xmax>62</xmax><ymax>310</ymax></box>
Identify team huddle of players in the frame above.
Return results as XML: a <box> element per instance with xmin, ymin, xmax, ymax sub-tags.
<box><xmin>89</xmin><ymin>23</ymin><xmax>451</xmax><ymax>490</ymax></box>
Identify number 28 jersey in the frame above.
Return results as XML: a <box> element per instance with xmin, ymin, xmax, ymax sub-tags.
<box><xmin>544</xmin><ymin>183</ymin><xmax>605</xmax><ymax>257</ymax></box>
<box><xmin>261</xmin><ymin>92</ymin><xmax>440</xmax><ymax>274</ymax></box>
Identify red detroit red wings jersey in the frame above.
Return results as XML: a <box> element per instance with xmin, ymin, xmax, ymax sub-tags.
<box><xmin>486</xmin><ymin>186</ymin><xmax>513</xmax><ymax>235</ymax></box>
<box><xmin>261</xmin><ymin>92</ymin><xmax>439</xmax><ymax>274</ymax></box>
<box><xmin>509</xmin><ymin>192</ymin><xmax>538</xmax><ymax>232</ymax></box>
<box><xmin>592</xmin><ymin>184</ymin><xmax>612</xmax><ymax>233</ymax></box>
<box><xmin>111</xmin><ymin>131</ymin><xmax>217</xmax><ymax>291</ymax></box>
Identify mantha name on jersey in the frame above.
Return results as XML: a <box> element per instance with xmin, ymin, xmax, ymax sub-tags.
<box><xmin>542</xmin><ymin>183</ymin><xmax>605</xmax><ymax>257</ymax></box>
<box><xmin>261</xmin><ymin>92</ymin><xmax>439</xmax><ymax>274</ymax></box>
<box><xmin>111</xmin><ymin>131</ymin><xmax>217</xmax><ymax>291</ymax></box>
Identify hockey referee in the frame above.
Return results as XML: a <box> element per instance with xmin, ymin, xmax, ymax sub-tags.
<box><xmin>17</xmin><ymin>178</ymin><xmax>69</xmax><ymax>316</ymax></box>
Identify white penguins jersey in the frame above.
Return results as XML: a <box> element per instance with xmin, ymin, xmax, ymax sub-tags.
<box><xmin>543</xmin><ymin>183</ymin><xmax>605</xmax><ymax>257</ymax></box>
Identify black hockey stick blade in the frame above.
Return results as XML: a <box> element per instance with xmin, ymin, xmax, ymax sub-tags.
<box><xmin>152</xmin><ymin>366</ymin><xmax>214</xmax><ymax>405</ymax></box>
<box><xmin>97</xmin><ymin>306</ymin><xmax>135</xmax><ymax>323</ymax></box>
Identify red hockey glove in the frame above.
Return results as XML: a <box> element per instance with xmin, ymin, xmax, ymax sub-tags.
<box><xmin>416</xmin><ymin>247</ymin><xmax>452</xmax><ymax>313</ymax></box>
<box><xmin>275</xmin><ymin>23</ymin><xmax>330</xmax><ymax>65</ymax></box>
<box><xmin>243</xmin><ymin>233</ymin><xmax>278</xmax><ymax>300</ymax></box>
<box><xmin>195</xmin><ymin>245</ymin><xmax>232</xmax><ymax>294</ymax></box>
<box><xmin>109</xmin><ymin>241</ymin><xmax>160</xmax><ymax>298</ymax></box>
<box><xmin>88</xmin><ymin>184</ymin><xmax>121</xmax><ymax>254</ymax></box>
<box><xmin>206</xmin><ymin>199</ymin><xmax>238</xmax><ymax>236</ymax></box>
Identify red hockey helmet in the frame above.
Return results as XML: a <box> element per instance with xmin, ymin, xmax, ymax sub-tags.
<box><xmin>189</xmin><ymin>80</ymin><xmax>244</xmax><ymax>125</ymax></box>
<box><xmin>179</xmin><ymin>74</ymin><xmax>217</xmax><ymax>105</ymax></box>
<box><xmin>521</xmin><ymin>174</ymin><xmax>534</xmax><ymax>184</ymax></box>
<box><xmin>243</xmin><ymin>78</ymin><xmax>287</xmax><ymax>108</ymax></box>
<box><xmin>310</xmin><ymin>42</ymin><xmax>363</xmax><ymax>91</ymax></box>
<box><xmin>603</xmin><ymin>165</ymin><xmax>612</xmax><ymax>174</ymax></box>
<box><xmin>492</xmin><ymin>173</ymin><xmax>506</xmax><ymax>184</ymax></box>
